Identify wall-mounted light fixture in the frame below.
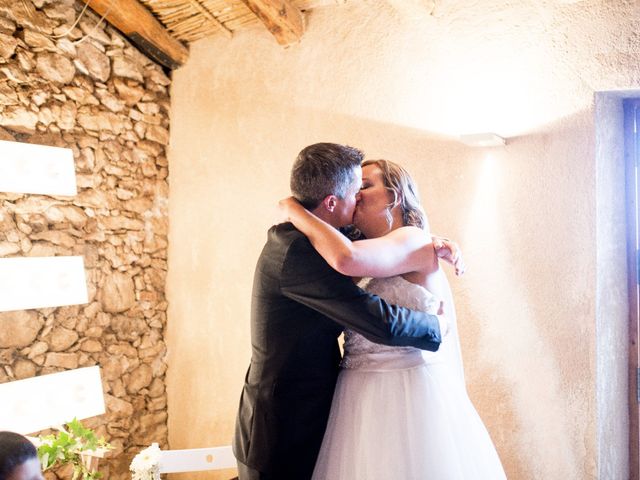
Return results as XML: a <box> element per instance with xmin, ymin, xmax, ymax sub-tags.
<box><xmin>460</xmin><ymin>133</ymin><xmax>506</xmax><ymax>147</ymax></box>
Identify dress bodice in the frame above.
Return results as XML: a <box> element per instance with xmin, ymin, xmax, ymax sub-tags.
<box><xmin>341</xmin><ymin>276</ymin><xmax>441</xmax><ymax>370</ymax></box>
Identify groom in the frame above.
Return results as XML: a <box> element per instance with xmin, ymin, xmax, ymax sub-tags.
<box><xmin>233</xmin><ymin>143</ymin><xmax>452</xmax><ymax>480</ymax></box>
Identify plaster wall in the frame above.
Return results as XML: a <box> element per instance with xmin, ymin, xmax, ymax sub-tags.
<box><xmin>167</xmin><ymin>1</ymin><xmax>638</xmax><ymax>478</ymax></box>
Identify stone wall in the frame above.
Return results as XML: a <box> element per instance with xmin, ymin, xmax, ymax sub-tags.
<box><xmin>0</xmin><ymin>1</ymin><xmax>171</xmax><ymax>478</ymax></box>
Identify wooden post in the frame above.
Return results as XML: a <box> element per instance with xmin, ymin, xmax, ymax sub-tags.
<box><xmin>239</xmin><ymin>0</ymin><xmax>304</xmax><ymax>46</ymax></box>
<box><xmin>78</xmin><ymin>0</ymin><xmax>189</xmax><ymax>69</ymax></box>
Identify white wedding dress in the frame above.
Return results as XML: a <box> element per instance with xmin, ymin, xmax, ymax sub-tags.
<box><xmin>311</xmin><ymin>276</ymin><xmax>507</xmax><ymax>480</ymax></box>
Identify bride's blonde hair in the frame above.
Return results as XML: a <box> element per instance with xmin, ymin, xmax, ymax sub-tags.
<box><xmin>361</xmin><ymin>159</ymin><xmax>429</xmax><ymax>231</ymax></box>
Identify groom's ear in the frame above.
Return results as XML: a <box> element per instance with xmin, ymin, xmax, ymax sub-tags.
<box><xmin>321</xmin><ymin>195</ymin><xmax>338</xmax><ymax>213</ymax></box>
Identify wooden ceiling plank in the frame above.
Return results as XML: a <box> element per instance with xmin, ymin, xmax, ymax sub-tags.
<box><xmin>216</xmin><ymin>8</ymin><xmax>257</xmax><ymax>21</ymax></box>
<box><xmin>227</xmin><ymin>16</ymin><xmax>260</xmax><ymax>29</ymax></box>
<box><xmin>202</xmin><ymin>0</ymin><xmax>233</xmax><ymax>12</ymax></box>
<box><xmin>164</xmin><ymin>10</ymin><xmax>198</xmax><ymax>21</ymax></box>
<box><xmin>174</xmin><ymin>20</ymin><xmax>208</xmax><ymax>35</ymax></box>
<box><xmin>238</xmin><ymin>0</ymin><xmax>304</xmax><ymax>45</ymax></box>
<box><xmin>154</xmin><ymin>5</ymin><xmax>192</xmax><ymax>15</ymax></box>
<box><xmin>78</xmin><ymin>0</ymin><xmax>189</xmax><ymax>69</ymax></box>
<box><xmin>189</xmin><ymin>0</ymin><xmax>233</xmax><ymax>38</ymax></box>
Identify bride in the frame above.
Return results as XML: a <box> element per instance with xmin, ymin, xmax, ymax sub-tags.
<box><xmin>279</xmin><ymin>159</ymin><xmax>506</xmax><ymax>479</ymax></box>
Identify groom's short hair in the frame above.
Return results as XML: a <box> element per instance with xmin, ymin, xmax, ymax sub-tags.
<box><xmin>290</xmin><ymin>143</ymin><xmax>364</xmax><ymax>210</ymax></box>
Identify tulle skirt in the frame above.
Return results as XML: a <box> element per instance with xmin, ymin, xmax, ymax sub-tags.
<box><xmin>311</xmin><ymin>360</ymin><xmax>507</xmax><ymax>480</ymax></box>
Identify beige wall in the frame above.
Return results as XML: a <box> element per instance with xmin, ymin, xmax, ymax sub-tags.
<box><xmin>167</xmin><ymin>1</ymin><xmax>638</xmax><ymax>478</ymax></box>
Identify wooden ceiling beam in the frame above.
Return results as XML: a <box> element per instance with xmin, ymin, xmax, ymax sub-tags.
<box><xmin>78</xmin><ymin>0</ymin><xmax>189</xmax><ymax>69</ymax></box>
<box><xmin>239</xmin><ymin>0</ymin><xmax>304</xmax><ymax>46</ymax></box>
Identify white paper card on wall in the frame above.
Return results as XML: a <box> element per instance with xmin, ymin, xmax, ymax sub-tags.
<box><xmin>0</xmin><ymin>139</ymin><xmax>76</xmax><ymax>196</ymax></box>
<box><xmin>0</xmin><ymin>256</ymin><xmax>88</xmax><ymax>312</ymax></box>
<box><xmin>158</xmin><ymin>446</ymin><xmax>236</xmax><ymax>473</ymax></box>
<box><xmin>0</xmin><ymin>366</ymin><xmax>105</xmax><ymax>435</ymax></box>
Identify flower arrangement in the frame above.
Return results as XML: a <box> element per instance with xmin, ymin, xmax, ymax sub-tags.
<box><xmin>130</xmin><ymin>443</ymin><xmax>161</xmax><ymax>480</ymax></box>
<box><xmin>37</xmin><ymin>418</ymin><xmax>112</xmax><ymax>480</ymax></box>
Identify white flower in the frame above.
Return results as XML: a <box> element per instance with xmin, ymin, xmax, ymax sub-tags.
<box><xmin>131</xmin><ymin>443</ymin><xmax>160</xmax><ymax>470</ymax></box>
<box><xmin>130</xmin><ymin>443</ymin><xmax>161</xmax><ymax>480</ymax></box>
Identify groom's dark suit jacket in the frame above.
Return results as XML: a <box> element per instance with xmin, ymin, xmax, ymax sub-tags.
<box><xmin>233</xmin><ymin>223</ymin><xmax>442</xmax><ymax>479</ymax></box>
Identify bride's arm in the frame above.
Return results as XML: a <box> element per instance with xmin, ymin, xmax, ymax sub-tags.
<box><xmin>279</xmin><ymin>197</ymin><xmax>437</xmax><ymax>278</ymax></box>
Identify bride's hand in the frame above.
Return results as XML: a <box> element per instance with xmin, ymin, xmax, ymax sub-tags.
<box><xmin>426</xmin><ymin>296</ymin><xmax>448</xmax><ymax>336</ymax></box>
<box><xmin>432</xmin><ymin>236</ymin><xmax>466</xmax><ymax>276</ymax></box>
<box><xmin>277</xmin><ymin>196</ymin><xmax>304</xmax><ymax>223</ymax></box>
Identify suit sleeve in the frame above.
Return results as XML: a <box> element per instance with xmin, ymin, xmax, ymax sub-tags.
<box><xmin>279</xmin><ymin>235</ymin><xmax>442</xmax><ymax>351</ymax></box>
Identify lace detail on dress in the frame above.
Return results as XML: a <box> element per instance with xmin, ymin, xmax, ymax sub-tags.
<box><xmin>341</xmin><ymin>276</ymin><xmax>441</xmax><ymax>370</ymax></box>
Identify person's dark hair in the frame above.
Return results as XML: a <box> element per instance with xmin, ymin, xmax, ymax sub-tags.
<box><xmin>0</xmin><ymin>431</ymin><xmax>38</xmax><ymax>477</ymax></box>
<box><xmin>290</xmin><ymin>143</ymin><xmax>364</xmax><ymax>210</ymax></box>
<box><xmin>362</xmin><ymin>159</ymin><xmax>428</xmax><ymax>230</ymax></box>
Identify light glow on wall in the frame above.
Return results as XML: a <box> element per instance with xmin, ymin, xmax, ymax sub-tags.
<box><xmin>0</xmin><ymin>139</ymin><xmax>77</xmax><ymax>196</ymax></box>
<box><xmin>461</xmin><ymin>153</ymin><xmax>578</xmax><ymax>473</ymax></box>
<box><xmin>0</xmin><ymin>256</ymin><xmax>88</xmax><ymax>312</ymax></box>
<box><xmin>0</xmin><ymin>366</ymin><xmax>105</xmax><ymax>435</ymax></box>
<box><xmin>467</xmin><ymin>154</ymin><xmax>500</xmax><ymax>233</ymax></box>
<box><xmin>392</xmin><ymin>27</ymin><xmax>576</xmax><ymax>139</ymax></box>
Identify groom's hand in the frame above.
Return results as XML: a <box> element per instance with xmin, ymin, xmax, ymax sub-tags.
<box><xmin>438</xmin><ymin>315</ymin><xmax>449</xmax><ymax>338</ymax></box>
<box><xmin>432</xmin><ymin>236</ymin><xmax>465</xmax><ymax>276</ymax></box>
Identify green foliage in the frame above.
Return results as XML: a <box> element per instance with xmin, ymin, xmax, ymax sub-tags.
<box><xmin>37</xmin><ymin>418</ymin><xmax>112</xmax><ymax>480</ymax></box>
